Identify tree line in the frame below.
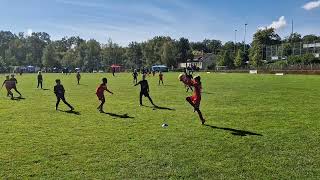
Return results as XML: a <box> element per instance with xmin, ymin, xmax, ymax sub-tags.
<box><xmin>0</xmin><ymin>29</ymin><xmax>319</xmax><ymax>72</ymax></box>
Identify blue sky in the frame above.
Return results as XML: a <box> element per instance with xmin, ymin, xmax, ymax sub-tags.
<box><xmin>0</xmin><ymin>0</ymin><xmax>319</xmax><ymax>46</ymax></box>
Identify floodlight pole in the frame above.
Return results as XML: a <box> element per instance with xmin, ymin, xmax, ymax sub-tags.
<box><xmin>244</xmin><ymin>23</ymin><xmax>248</xmax><ymax>53</ymax></box>
<box><xmin>234</xmin><ymin>29</ymin><xmax>237</xmax><ymax>53</ymax></box>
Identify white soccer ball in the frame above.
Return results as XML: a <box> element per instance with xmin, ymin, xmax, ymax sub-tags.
<box><xmin>162</xmin><ymin>123</ymin><xmax>168</xmax><ymax>128</ymax></box>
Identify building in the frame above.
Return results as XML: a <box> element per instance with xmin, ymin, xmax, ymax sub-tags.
<box><xmin>178</xmin><ymin>53</ymin><xmax>217</xmax><ymax>70</ymax></box>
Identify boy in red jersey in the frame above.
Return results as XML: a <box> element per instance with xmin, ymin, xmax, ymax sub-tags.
<box><xmin>180</xmin><ymin>75</ymin><xmax>205</xmax><ymax>124</ymax></box>
<box><xmin>159</xmin><ymin>71</ymin><xmax>164</xmax><ymax>85</ymax></box>
<box><xmin>96</xmin><ymin>78</ymin><xmax>113</xmax><ymax>113</ymax></box>
<box><xmin>1</xmin><ymin>75</ymin><xmax>14</xmax><ymax>99</ymax></box>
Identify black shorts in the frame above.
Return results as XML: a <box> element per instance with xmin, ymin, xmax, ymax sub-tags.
<box><xmin>140</xmin><ymin>91</ymin><xmax>149</xmax><ymax>97</ymax></box>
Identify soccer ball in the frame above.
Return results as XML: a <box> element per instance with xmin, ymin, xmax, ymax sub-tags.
<box><xmin>162</xmin><ymin>123</ymin><xmax>168</xmax><ymax>128</ymax></box>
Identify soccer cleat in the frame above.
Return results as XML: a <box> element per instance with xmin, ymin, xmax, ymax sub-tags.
<box><xmin>201</xmin><ymin>119</ymin><xmax>206</xmax><ymax>125</ymax></box>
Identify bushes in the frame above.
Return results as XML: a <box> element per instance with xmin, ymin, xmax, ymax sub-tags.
<box><xmin>288</xmin><ymin>54</ymin><xmax>319</xmax><ymax>65</ymax></box>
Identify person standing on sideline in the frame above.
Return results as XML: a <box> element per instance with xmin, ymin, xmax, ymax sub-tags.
<box><xmin>76</xmin><ymin>71</ymin><xmax>81</xmax><ymax>85</ymax></box>
<box><xmin>112</xmin><ymin>67</ymin><xmax>115</xmax><ymax>76</ymax></box>
<box><xmin>37</xmin><ymin>71</ymin><xmax>43</xmax><ymax>89</ymax></box>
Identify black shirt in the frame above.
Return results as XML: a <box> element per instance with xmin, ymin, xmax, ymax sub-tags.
<box><xmin>133</xmin><ymin>72</ymin><xmax>138</xmax><ymax>78</ymax></box>
<box><xmin>137</xmin><ymin>80</ymin><xmax>149</xmax><ymax>92</ymax></box>
<box><xmin>54</xmin><ymin>84</ymin><xmax>65</xmax><ymax>96</ymax></box>
<box><xmin>38</xmin><ymin>74</ymin><xmax>43</xmax><ymax>81</ymax></box>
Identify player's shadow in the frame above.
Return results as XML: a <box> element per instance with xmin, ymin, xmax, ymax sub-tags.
<box><xmin>144</xmin><ymin>105</ymin><xmax>175</xmax><ymax>111</ymax></box>
<box><xmin>204</xmin><ymin>124</ymin><xmax>262</xmax><ymax>137</ymax></box>
<box><xmin>202</xmin><ymin>92</ymin><xmax>214</xmax><ymax>95</ymax></box>
<box><xmin>78</xmin><ymin>84</ymin><xmax>88</xmax><ymax>86</ymax></box>
<box><xmin>59</xmin><ymin>110</ymin><xmax>81</xmax><ymax>115</ymax></box>
<box><xmin>42</xmin><ymin>88</ymin><xmax>50</xmax><ymax>91</ymax></box>
<box><xmin>103</xmin><ymin>112</ymin><xmax>134</xmax><ymax>119</ymax></box>
<box><xmin>12</xmin><ymin>97</ymin><xmax>26</xmax><ymax>101</ymax></box>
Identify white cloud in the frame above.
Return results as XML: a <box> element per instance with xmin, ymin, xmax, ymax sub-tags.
<box><xmin>302</xmin><ymin>0</ymin><xmax>320</xmax><ymax>10</ymax></box>
<box><xmin>260</xmin><ymin>16</ymin><xmax>287</xmax><ymax>30</ymax></box>
<box><xmin>27</xmin><ymin>29</ymin><xmax>33</xmax><ymax>36</ymax></box>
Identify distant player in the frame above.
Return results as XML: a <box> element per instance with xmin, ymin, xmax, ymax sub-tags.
<box><xmin>185</xmin><ymin>73</ymin><xmax>193</xmax><ymax>92</ymax></box>
<box><xmin>135</xmin><ymin>74</ymin><xmax>155</xmax><ymax>106</ymax></box>
<box><xmin>132</xmin><ymin>69</ymin><xmax>138</xmax><ymax>84</ymax></box>
<box><xmin>179</xmin><ymin>74</ymin><xmax>205</xmax><ymax>124</ymax></box>
<box><xmin>159</xmin><ymin>72</ymin><xmax>164</xmax><ymax>85</ymax></box>
<box><xmin>37</xmin><ymin>71</ymin><xmax>43</xmax><ymax>89</ymax></box>
<box><xmin>96</xmin><ymin>78</ymin><xmax>114</xmax><ymax>113</ymax></box>
<box><xmin>10</xmin><ymin>74</ymin><xmax>22</xmax><ymax>97</ymax></box>
<box><xmin>112</xmin><ymin>67</ymin><xmax>115</xmax><ymax>76</ymax></box>
<box><xmin>54</xmin><ymin>79</ymin><xmax>74</xmax><ymax>111</ymax></box>
<box><xmin>76</xmin><ymin>71</ymin><xmax>81</xmax><ymax>85</ymax></box>
<box><xmin>1</xmin><ymin>75</ymin><xmax>14</xmax><ymax>99</ymax></box>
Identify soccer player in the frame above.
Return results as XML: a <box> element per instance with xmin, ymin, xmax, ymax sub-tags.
<box><xmin>37</xmin><ymin>71</ymin><xmax>43</xmax><ymax>89</ymax></box>
<box><xmin>10</xmin><ymin>74</ymin><xmax>22</xmax><ymax>97</ymax></box>
<box><xmin>1</xmin><ymin>75</ymin><xmax>14</xmax><ymax>99</ymax></box>
<box><xmin>76</xmin><ymin>71</ymin><xmax>81</xmax><ymax>85</ymax></box>
<box><xmin>180</xmin><ymin>75</ymin><xmax>205</xmax><ymax>125</ymax></box>
<box><xmin>54</xmin><ymin>79</ymin><xmax>74</xmax><ymax>111</ymax></box>
<box><xmin>96</xmin><ymin>78</ymin><xmax>113</xmax><ymax>113</ymax></box>
<box><xmin>112</xmin><ymin>67</ymin><xmax>115</xmax><ymax>76</ymax></box>
<box><xmin>135</xmin><ymin>74</ymin><xmax>155</xmax><ymax>106</ymax></box>
<box><xmin>159</xmin><ymin>71</ymin><xmax>164</xmax><ymax>85</ymax></box>
<box><xmin>132</xmin><ymin>69</ymin><xmax>138</xmax><ymax>84</ymax></box>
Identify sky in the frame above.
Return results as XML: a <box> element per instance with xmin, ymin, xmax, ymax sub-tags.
<box><xmin>0</xmin><ymin>0</ymin><xmax>319</xmax><ymax>46</ymax></box>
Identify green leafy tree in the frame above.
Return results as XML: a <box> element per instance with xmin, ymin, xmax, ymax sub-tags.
<box><xmin>234</xmin><ymin>48</ymin><xmax>245</xmax><ymax>68</ymax></box>
<box><xmin>42</xmin><ymin>44</ymin><xmax>60</xmax><ymax>68</ymax></box>
<box><xmin>217</xmin><ymin>50</ymin><xmax>233</xmax><ymax>68</ymax></box>
<box><xmin>161</xmin><ymin>41</ymin><xmax>176</xmax><ymax>67</ymax></box>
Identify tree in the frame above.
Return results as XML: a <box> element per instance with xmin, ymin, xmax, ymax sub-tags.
<box><xmin>302</xmin><ymin>35</ymin><xmax>319</xmax><ymax>43</ymax></box>
<box><xmin>126</xmin><ymin>42</ymin><xmax>143</xmax><ymax>69</ymax></box>
<box><xmin>177</xmin><ymin>37</ymin><xmax>191</xmax><ymax>63</ymax></box>
<box><xmin>249</xmin><ymin>43</ymin><xmax>263</xmax><ymax>67</ymax></box>
<box><xmin>161</xmin><ymin>41</ymin><xmax>176</xmax><ymax>67</ymax></box>
<box><xmin>217</xmin><ymin>50</ymin><xmax>233</xmax><ymax>68</ymax></box>
<box><xmin>249</xmin><ymin>28</ymin><xmax>280</xmax><ymax>67</ymax></box>
<box><xmin>285</xmin><ymin>32</ymin><xmax>302</xmax><ymax>43</ymax></box>
<box><xmin>42</xmin><ymin>44</ymin><xmax>60</xmax><ymax>68</ymax></box>
<box><xmin>84</xmin><ymin>39</ymin><xmax>101</xmax><ymax>71</ymax></box>
<box><xmin>234</xmin><ymin>49</ymin><xmax>245</xmax><ymax>68</ymax></box>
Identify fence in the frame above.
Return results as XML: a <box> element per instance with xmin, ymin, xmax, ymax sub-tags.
<box><xmin>264</xmin><ymin>41</ymin><xmax>320</xmax><ymax>61</ymax></box>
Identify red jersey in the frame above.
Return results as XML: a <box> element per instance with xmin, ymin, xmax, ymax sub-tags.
<box><xmin>159</xmin><ymin>74</ymin><xmax>163</xmax><ymax>80</ymax></box>
<box><xmin>189</xmin><ymin>80</ymin><xmax>202</xmax><ymax>104</ymax></box>
<box><xmin>96</xmin><ymin>84</ymin><xmax>107</xmax><ymax>97</ymax></box>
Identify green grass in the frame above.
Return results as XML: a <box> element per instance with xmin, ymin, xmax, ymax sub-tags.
<box><xmin>1</xmin><ymin>72</ymin><xmax>320</xmax><ymax>179</ymax></box>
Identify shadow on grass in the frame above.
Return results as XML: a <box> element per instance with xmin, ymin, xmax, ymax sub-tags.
<box><xmin>78</xmin><ymin>84</ymin><xmax>88</xmax><ymax>86</ymax></box>
<box><xmin>204</xmin><ymin>124</ymin><xmax>262</xmax><ymax>137</ymax></box>
<box><xmin>58</xmin><ymin>110</ymin><xmax>81</xmax><ymax>115</ymax></box>
<box><xmin>42</xmin><ymin>88</ymin><xmax>50</xmax><ymax>91</ymax></box>
<box><xmin>103</xmin><ymin>112</ymin><xmax>134</xmax><ymax>119</ymax></box>
<box><xmin>144</xmin><ymin>105</ymin><xmax>175</xmax><ymax>111</ymax></box>
<box><xmin>12</xmin><ymin>97</ymin><xmax>26</xmax><ymax>101</ymax></box>
<box><xmin>202</xmin><ymin>92</ymin><xmax>214</xmax><ymax>95</ymax></box>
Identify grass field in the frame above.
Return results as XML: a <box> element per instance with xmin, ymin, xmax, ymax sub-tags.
<box><xmin>0</xmin><ymin>72</ymin><xmax>320</xmax><ymax>179</ymax></box>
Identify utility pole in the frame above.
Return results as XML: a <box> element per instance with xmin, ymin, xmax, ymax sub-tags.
<box><xmin>244</xmin><ymin>23</ymin><xmax>248</xmax><ymax>53</ymax></box>
<box><xmin>234</xmin><ymin>29</ymin><xmax>237</xmax><ymax>53</ymax></box>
